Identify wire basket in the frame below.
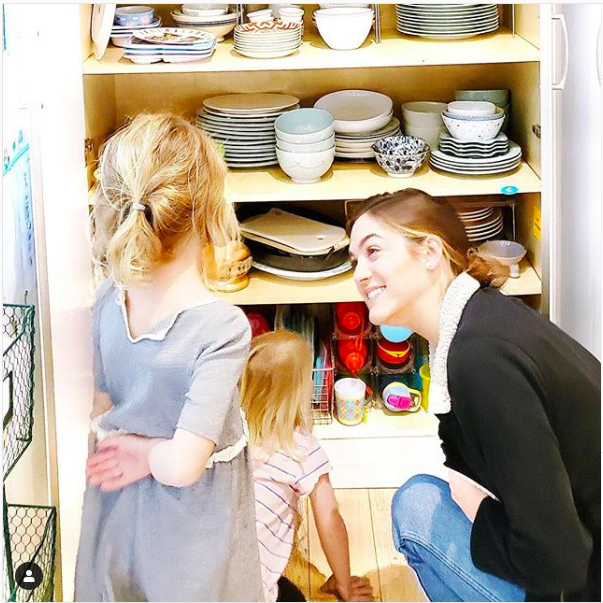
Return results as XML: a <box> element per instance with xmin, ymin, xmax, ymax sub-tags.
<box><xmin>3</xmin><ymin>502</ymin><xmax>56</xmax><ymax>602</ymax></box>
<box><xmin>3</xmin><ymin>305</ymin><xmax>35</xmax><ymax>479</ymax></box>
<box><xmin>312</xmin><ymin>334</ymin><xmax>334</xmax><ymax>425</ymax></box>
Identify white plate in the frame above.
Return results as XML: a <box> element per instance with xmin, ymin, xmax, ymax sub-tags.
<box><xmin>397</xmin><ymin>21</ymin><xmax>499</xmax><ymax>33</ymax></box>
<box><xmin>226</xmin><ymin>159</ymin><xmax>280</xmax><ymax>168</ymax></box>
<box><xmin>204</xmin><ymin>93</ymin><xmax>300</xmax><ymax>114</ymax></box>
<box><xmin>335</xmin><ymin>117</ymin><xmax>401</xmax><ymax>139</ymax></box>
<box><xmin>234</xmin><ymin>41</ymin><xmax>301</xmax><ymax>50</ymax></box>
<box><xmin>111</xmin><ymin>18</ymin><xmax>162</xmax><ymax>34</ymax></box>
<box><xmin>431</xmin><ymin>156</ymin><xmax>521</xmax><ymax>169</ymax></box>
<box><xmin>398</xmin><ymin>27</ymin><xmax>499</xmax><ymax>40</ymax></box>
<box><xmin>201</xmin><ymin>107</ymin><xmax>299</xmax><ymax>120</ymax></box>
<box><xmin>200</xmin><ymin>121</ymin><xmax>276</xmax><ymax>132</ymax></box>
<box><xmin>133</xmin><ymin>27</ymin><xmax>216</xmax><ymax>45</ymax></box>
<box><xmin>432</xmin><ymin>143</ymin><xmax>521</xmax><ymax>165</ymax></box>
<box><xmin>235</xmin><ymin>47</ymin><xmax>301</xmax><ymax>58</ymax></box>
<box><xmin>430</xmin><ymin>162</ymin><xmax>521</xmax><ymax>175</ymax></box>
<box><xmin>315</xmin><ymin>90</ymin><xmax>393</xmax><ymax>122</ymax></box>
<box><xmin>199</xmin><ymin>112</ymin><xmax>283</xmax><ymax>124</ymax></box>
<box><xmin>92</xmin><ymin>3</ymin><xmax>117</xmax><ymax>60</ymax></box>
<box><xmin>253</xmin><ymin>260</ymin><xmax>353</xmax><ymax>281</ymax></box>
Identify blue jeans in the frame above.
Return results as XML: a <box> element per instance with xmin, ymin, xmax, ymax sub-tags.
<box><xmin>392</xmin><ymin>474</ymin><xmax>526</xmax><ymax>602</ymax></box>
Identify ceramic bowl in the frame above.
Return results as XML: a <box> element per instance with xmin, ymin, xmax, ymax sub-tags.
<box><xmin>114</xmin><ymin>6</ymin><xmax>154</xmax><ymax>27</ymax></box>
<box><xmin>247</xmin><ymin>9</ymin><xmax>274</xmax><ymax>22</ymax></box>
<box><xmin>276</xmin><ymin>134</ymin><xmax>335</xmax><ymax>153</ymax></box>
<box><xmin>314</xmin><ymin>8</ymin><xmax>374</xmax><ymax>50</ymax></box>
<box><xmin>275</xmin><ymin>108</ymin><xmax>334</xmax><ymax>143</ymax></box>
<box><xmin>276</xmin><ymin>147</ymin><xmax>335</xmax><ymax>183</ymax></box>
<box><xmin>182</xmin><ymin>4</ymin><xmax>229</xmax><ymax>17</ymax></box>
<box><xmin>372</xmin><ymin>136</ymin><xmax>429</xmax><ymax>178</ymax></box>
<box><xmin>478</xmin><ymin>240</ymin><xmax>526</xmax><ymax>278</ymax></box>
<box><xmin>191</xmin><ymin>21</ymin><xmax>236</xmax><ymax>41</ymax></box>
<box><xmin>443</xmin><ymin>107</ymin><xmax>505</xmax><ymax>122</ymax></box>
<box><xmin>402</xmin><ymin>123</ymin><xmax>445</xmax><ymax>150</ymax></box>
<box><xmin>442</xmin><ymin>112</ymin><xmax>504</xmax><ymax>141</ymax></box>
<box><xmin>447</xmin><ymin>101</ymin><xmax>496</xmax><ymax>117</ymax></box>
<box><xmin>454</xmin><ymin>89</ymin><xmax>509</xmax><ymax>106</ymax></box>
<box><xmin>401</xmin><ymin>102</ymin><xmax>447</xmax><ymax>128</ymax></box>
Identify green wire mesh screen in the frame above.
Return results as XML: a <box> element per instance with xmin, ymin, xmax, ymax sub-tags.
<box><xmin>3</xmin><ymin>503</ymin><xmax>57</xmax><ymax>602</ymax></box>
<box><xmin>3</xmin><ymin>304</ymin><xmax>35</xmax><ymax>478</ymax></box>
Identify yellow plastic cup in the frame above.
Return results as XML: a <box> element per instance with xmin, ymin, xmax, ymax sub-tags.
<box><xmin>419</xmin><ymin>364</ymin><xmax>430</xmax><ymax>411</ymax></box>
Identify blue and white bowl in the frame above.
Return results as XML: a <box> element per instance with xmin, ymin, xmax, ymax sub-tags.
<box><xmin>372</xmin><ymin>136</ymin><xmax>429</xmax><ymax>178</ymax></box>
<box><xmin>115</xmin><ymin>6</ymin><xmax>155</xmax><ymax>27</ymax></box>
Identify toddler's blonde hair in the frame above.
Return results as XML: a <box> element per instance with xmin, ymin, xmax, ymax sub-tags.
<box><xmin>91</xmin><ymin>113</ymin><xmax>239</xmax><ymax>286</ymax></box>
<box><xmin>240</xmin><ymin>330</ymin><xmax>313</xmax><ymax>458</ymax></box>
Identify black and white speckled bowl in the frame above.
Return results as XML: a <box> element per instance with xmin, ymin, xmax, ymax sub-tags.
<box><xmin>372</xmin><ymin>136</ymin><xmax>429</xmax><ymax>178</ymax></box>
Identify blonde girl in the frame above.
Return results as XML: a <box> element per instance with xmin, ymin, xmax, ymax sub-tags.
<box><xmin>77</xmin><ymin>114</ymin><xmax>263</xmax><ymax>602</ymax></box>
<box><xmin>240</xmin><ymin>330</ymin><xmax>373</xmax><ymax>603</ymax></box>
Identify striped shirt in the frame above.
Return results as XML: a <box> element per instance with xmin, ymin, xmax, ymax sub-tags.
<box><xmin>252</xmin><ymin>430</ymin><xmax>331</xmax><ymax>602</ymax></box>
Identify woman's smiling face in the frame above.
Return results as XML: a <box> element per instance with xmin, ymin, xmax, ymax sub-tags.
<box><xmin>349</xmin><ymin>212</ymin><xmax>431</xmax><ymax>326</ymax></box>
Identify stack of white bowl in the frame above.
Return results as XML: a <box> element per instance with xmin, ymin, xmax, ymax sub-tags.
<box><xmin>275</xmin><ymin>108</ymin><xmax>335</xmax><ymax>184</ymax></box>
<box><xmin>171</xmin><ymin>4</ymin><xmax>237</xmax><ymax>42</ymax></box>
<box><xmin>454</xmin><ymin>89</ymin><xmax>510</xmax><ymax>133</ymax></box>
<box><xmin>401</xmin><ymin>101</ymin><xmax>447</xmax><ymax>150</ymax></box>
<box><xmin>313</xmin><ymin>6</ymin><xmax>374</xmax><ymax>50</ymax></box>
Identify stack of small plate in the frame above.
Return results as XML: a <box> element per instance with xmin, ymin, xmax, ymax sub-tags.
<box><xmin>110</xmin><ymin>16</ymin><xmax>162</xmax><ymax>48</ymax></box>
<box><xmin>335</xmin><ymin>117</ymin><xmax>401</xmax><ymax>161</ymax></box>
<box><xmin>233</xmin><ymin>21</ymin><xmax>303</xmax><ymax>58</ymax></box>
<box><xmin>395</xmin><ymin>4</ymin><xmax>499</xmax><ymax>39</ymax></box>
<box><xmin>459</xmin><ymin>207</ymin><xmax>504</xmax><ymax>243</ymax></box>
<box><xmin>123</xmin><ymin>28</ymin><xmax>217</xmax><ymax>63</ymax></box>
<box><xmin>196</xmin><ymin>93</ymin><xmax>300</xmax><ymax>168</ymax></box>
<box><xmin>430</xmin><ymin>141</ymin><xmax>522</xmax><ymax>175</ymax></box>
<box><xmin>171</xmin><ymin>9</ymin><xmax>238</xmax><ymax>42</ymax></box>
<box><xmin>439</xmin><ymin>132</ymin><xmax>510</xmax><ymax>159</ymax></box>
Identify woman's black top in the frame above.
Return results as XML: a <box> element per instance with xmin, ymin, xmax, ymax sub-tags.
<box><xmin>439</xmin><ymin>287</ymin><xmax>600</xmax><ymax>602</ymax></box>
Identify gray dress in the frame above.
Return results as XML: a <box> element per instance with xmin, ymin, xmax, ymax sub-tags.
<box><xmin>75</xmin><ymin>281</ymin><xmax>264</xmax><ymax>602</ymax></box>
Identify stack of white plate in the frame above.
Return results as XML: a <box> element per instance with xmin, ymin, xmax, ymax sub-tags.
<box><xmin>171</xmin><ymin>9</ymin><xmax>238</xmax><ymax>42</ymax></box>
<box><xmin>395</xmin><ymin>4</ymin><xmax>499</xmax><ymax>39</ymax></box>
<box><xmin>430</xmin><ymin>141</ymin><xmax>522</xmax><ymax>175</ymax></box>
<box><xmin>439</xmin><ymin>132</ymin><xmax>510</xmax><ymax>159</ymax></box>
<box><xmin>110</xmin><ymin>17</ymin><xmax>162</xmax><ymax>48</ymax></box>
<box><xmin>196</xmin><ymin>93</ymin><xmax>300</xmax><ymax>168</ymax></box>
<box><xmin>123</xmin><ymin>28</ymin><xmax>217</xmax><ymax>63</ymax></box>
<box><xmin>335</xmin><ymin>117</ymin><xmax>401</xmax><ymax>160</ymax></box>
<box><xmin>233</xmin><ymin>21</ymin><xmax>302</xmax><ymax>58</ymax></box>
<box><xmin>459</xmin><ymin>207</ymin><xmax>504</xmax><ymax>243</ymax></box>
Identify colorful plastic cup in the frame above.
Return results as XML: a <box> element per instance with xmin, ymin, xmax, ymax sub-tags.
<box><xmin>334</xmin><ymin>378</ymin><xmax>366</xmax><ymax>426</ymax></box>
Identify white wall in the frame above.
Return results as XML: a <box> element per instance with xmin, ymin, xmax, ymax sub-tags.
<box><xmin>557</xmin><ymin>4</ymin><xmax>602</xmax><ymax>359</ymax></box>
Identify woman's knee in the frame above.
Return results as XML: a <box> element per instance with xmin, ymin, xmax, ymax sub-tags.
<box><xmin>391</xmin><ymin>474</ymin><xmax>450</xmax><ymax>542</ymax></box>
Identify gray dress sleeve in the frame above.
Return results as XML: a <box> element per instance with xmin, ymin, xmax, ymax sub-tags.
<box><xmin>92</xmin><ymin>279</ymin><xmax>114</xmax><ymax>393</ymax></box>
<box><xmin>177</xmin><ymin>305</ymin><xmax>251</xmax><ymax>444</ymax></box>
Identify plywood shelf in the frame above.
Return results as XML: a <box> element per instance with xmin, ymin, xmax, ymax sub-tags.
<box><xmin>82</xmin><ymin>29</ymin><xmax>539</xmax><ymax>75</ymax></box>
<box><xmin>225</xmin><ymin>161</ymin><xmax>541</xmax><ymax>203</ymax></box>
<box><xmin>314</xmin><ymin>407</ymin><xmax>439</xmax><ymax>440</ymax></box>
<box><xmin>217</xmin><ymin>258</ymin><xmax>541</xmax><ymax>305</ymax></box>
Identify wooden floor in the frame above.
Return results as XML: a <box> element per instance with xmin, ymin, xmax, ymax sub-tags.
<box><xmin>284</xmin><ymin>489</ymin><xmax>427</xmax><ymax>602</ymax></box>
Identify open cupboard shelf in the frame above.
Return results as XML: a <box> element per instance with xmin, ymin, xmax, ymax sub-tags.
<box><xmin>82</xmin><ymin>28</ymin><xmax>540</xmax><ymax>75</ymax></box>
<box><xmin>217</xmin><ymin>258</ymin><xmax>541</xmax><ymax>305</ymax></box>
<box><xmin>226</xmin><ymin>161</ymin><xmax>541</xmax><ymax>203</ymax></box>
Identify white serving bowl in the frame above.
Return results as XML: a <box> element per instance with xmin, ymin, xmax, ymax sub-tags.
<box><xmin>314</xmin><ymin>8</ymin><xmax>374</xmax><ymax>50</ymax></box>
<box><xmin>315</xmin><ymin>90</ymin><xmax>392</xmax><ymax>133</ymax></box>
<box><xmin>478</xmin><ymin>240</ymin><xmax>526</xmax><ymax>278</ymax></box>
<box><xmin>276</xmin><ymin>134</ymin><xmax>335</xmax><ymax>153</ymax></box>
<box><xmin>247</xmin><ymin>9</ymin><xmax>274</xmax><ymax>22</ymax></box>
<box><xmin>401</xmin><ymin>101</ymin><xmax>447</xmax><ymax>128</ymax></box>
<box><xmin>447</xmin><ymin>101</ymin><xmax>496</xmax><ymax>117</ymax></box>
<box><xmin>276</xmin><ymin>147</ymin><xmax>335</xmax><ymax>183</ymax></box>
<box><xmin>442</xmin><ymin>112</ymin><xmax>504</xmax><ymax>141</ymax></box>
<box><xmin>182</xmin><ymin>4</ymin><xmax>229</xmax><ymax>17</ymax></box>
<box><xmin>275</xmin><ymin>108</ymin><xmax>334</xmax><ymax>143</ymax></box>
<box><xmin>402</xmin><ymin>123</ymin><xmax>446</xmax><ymax>150</ymax></box>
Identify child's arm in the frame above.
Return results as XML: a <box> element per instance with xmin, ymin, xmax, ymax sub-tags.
<box><xmin>88</xmin><ymin>389</ymin><xmax>113</xmax><ymax>456</ymax></box>
<box><xmin>310</xmin><ymin>474</ymin><xmax>373</xmax><ymax>601</ymax></box>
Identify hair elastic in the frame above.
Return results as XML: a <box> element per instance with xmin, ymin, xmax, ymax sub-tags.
<box><xmin>132</xmin><ymin>202</ymin><xmax>146</xmax><ymax>212</ymax></box>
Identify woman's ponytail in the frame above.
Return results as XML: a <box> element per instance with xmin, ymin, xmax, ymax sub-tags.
<box><xmin>466</xmin><ymin>249</ymin><xmax>508</xmax><ymax>288</ymax></box>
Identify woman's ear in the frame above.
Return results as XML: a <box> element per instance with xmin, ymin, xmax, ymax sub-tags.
<box><xmin>423</xmin><ymin>235</ymin><xmax>445</xmax><ymax>271</ymax></box>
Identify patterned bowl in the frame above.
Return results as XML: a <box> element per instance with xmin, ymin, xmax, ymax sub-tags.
<box><xmin>372</xmin><ymin>136</ymin><xmax>429</xmax><ymax>178</ymax></box>
<box><xmin>442</xmin><ymin>112</ymin><xmax>504</xmax><ymax>142</ymax></box>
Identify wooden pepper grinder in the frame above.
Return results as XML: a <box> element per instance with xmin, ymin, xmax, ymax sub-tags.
<box><xmin>202</xmin><ymin>240</ymin><xmax>253</xmax><ymax>293</ymax></box>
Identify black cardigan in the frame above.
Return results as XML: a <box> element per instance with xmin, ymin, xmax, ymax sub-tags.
<box><xmin>438</xmin><ymin>287</ymin><xmax>600</xmax><ymax>602</ymax></box>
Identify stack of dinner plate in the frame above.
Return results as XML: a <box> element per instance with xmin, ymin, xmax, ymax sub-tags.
<box><xmin>395</xmin><ymin>4</ymin><xmax>499</xmax><ymax>39</ymax></box>
<box><xmin>196</xmin><ymin>93</ymin><xmax>300</xmax><ymax>168</ymax></box>
<box><xmin>335</xmin><ymin>117</ymin><xmax>401</xmax><ymax>161</ymax></box>
<box><xmin>439</xmin><ymin>131</ymin><xmax>510</xmax><ymax>159</ymax></box>
<box><xmin>123</xmin><ymin>28</ymin><xmax>217</xmax><ymax>63</ymax></box>
<box><xmin>430</xmin><ymin>141</ymin><xmax>522</xmax><ymax>175</ymax></box>
<box><xmin>233</xmin><ymin>21</ymin><xmax>303</xmax><ymax>58</ymax></box>
<box><xmin>458</xmin><ymin>207</ymin><xmax>504</xmax><ymax>243</ymax></box>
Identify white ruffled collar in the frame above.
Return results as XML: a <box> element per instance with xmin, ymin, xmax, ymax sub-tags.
<box><xmin>427</xmin><ymin>272</ymin><xmax>481</xmax><ymax>415</ymax></box>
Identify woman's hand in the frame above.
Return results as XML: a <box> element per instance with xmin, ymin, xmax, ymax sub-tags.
<box><xmin>86</xmin><ymin>434</ymin><xmax>164</xmax><ymax>492</ymax></box>
<box><xmin>449</xmin><ymin>470</ymin><xmax>488</xmax><ymax>522</ymax></box>
<box><xmin>323</xmin><ymin>574</ymin><xmax>373</xmax><ymax>602</ymax></box>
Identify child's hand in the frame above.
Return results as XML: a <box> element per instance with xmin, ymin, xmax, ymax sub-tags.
<box><xmin>86</xmin><ymin>434</ymin><xmax>164</xmax><ymax>492</ymax></box>
<box><xmin>323</xmin><ymin>575</ymin><xmax>373</xmax><ymax>602</ymax></box>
